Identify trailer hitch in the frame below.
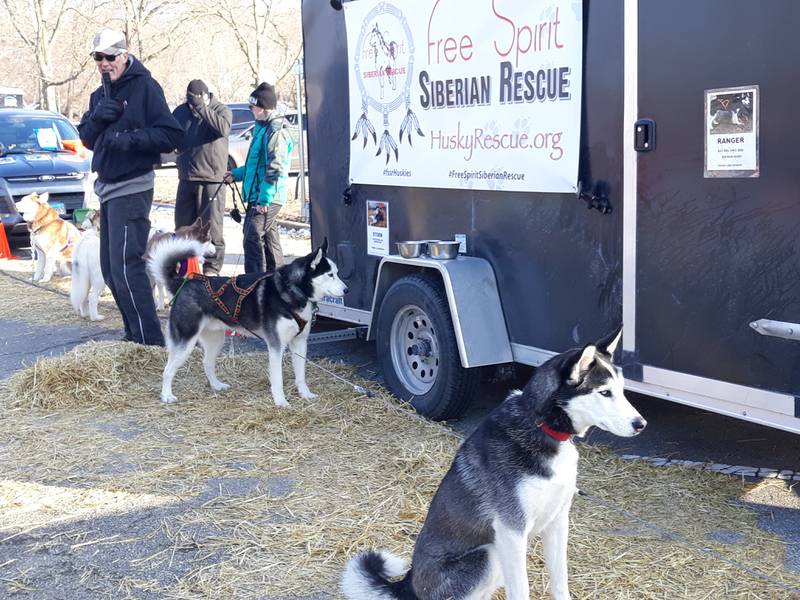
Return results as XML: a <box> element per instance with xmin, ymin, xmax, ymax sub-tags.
<box><xmin>576</xmin><ymin>180</ymin><xmax>612</xmax><ymax>215</ymax></box>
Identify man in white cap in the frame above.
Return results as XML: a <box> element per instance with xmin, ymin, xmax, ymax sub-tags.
<box><xmin>78</xmin><ymin>28</ymin><xmax>183</xmax><ymax>346</ymax></box>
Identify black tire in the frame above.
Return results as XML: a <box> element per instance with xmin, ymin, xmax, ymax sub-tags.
<box><xmin>376</xmin><ymin>274</ymin><xmax>480</xmax><ymax>420</ymax></box>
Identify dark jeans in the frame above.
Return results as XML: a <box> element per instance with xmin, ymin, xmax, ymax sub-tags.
<box><xmin>175</xmin><ymin>180</ymin><xmax>226</xmax><ymax>275</ymax></box>
<box><xmin>99</xmin><ymin>189</ymin><xmax>164</xmax><ymax>346</ymax></box>
<box><xmin>243</xmin><ymin>203</ymin><xmax>284</xmax><ymax>273</ymax></box>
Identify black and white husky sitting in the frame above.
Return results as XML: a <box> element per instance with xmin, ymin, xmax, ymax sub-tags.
<box><xmin>342</xmin><ymin>326</ymin><xmax>646</xmax><ymax>600</ymax></box>
<box><xmin>147</xmin><ymin>237</ymin><xmax>348</xmax><ymax>406</ymax></box>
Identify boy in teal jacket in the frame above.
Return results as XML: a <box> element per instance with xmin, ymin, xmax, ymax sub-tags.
<box><xmin>224</xmin><ymin>82</ymin><xmax>293</xmax><ymax>273</ymax></box>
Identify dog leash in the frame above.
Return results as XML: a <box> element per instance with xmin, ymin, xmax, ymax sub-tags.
<box><xmin>188</xmin><ymin>180</ymin><xmax>227</xmax><ymax>226</ymax></box>
<box><xmin>228</xmin><ymin>183</ymin><xmax>281</xmax><ymax>277</ymax></box>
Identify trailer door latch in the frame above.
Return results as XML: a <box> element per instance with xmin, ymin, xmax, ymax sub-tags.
<box><xmin>634</xmin><ymin>118</ymin><xmax>656</xmax><ymax>152</ymax></box>
<box><xmin>750</xmin><ymin>319</ymin><xmax>800</xmax><ymax>341</ymax></box>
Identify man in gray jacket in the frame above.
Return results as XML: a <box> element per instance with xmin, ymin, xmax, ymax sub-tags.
<box><xmin>172</xmin><ymin>80</ymin><xmax>232</xmax><ymax>275</ymax></box>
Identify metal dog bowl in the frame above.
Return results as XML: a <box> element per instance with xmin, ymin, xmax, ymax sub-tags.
<box><xmin>419</xmin><ymin>240</ymin><xmax>441</xmax><ymax>254</ymax></box>
<box><xmin>397</xmin><ymin>241</ymin><xmax>425</xmax><ymax>258</ymax></box>
<box><xmin>427</xmin><ymin>240</ymin><xmax>460</xmax><ymax>260</ymax></box>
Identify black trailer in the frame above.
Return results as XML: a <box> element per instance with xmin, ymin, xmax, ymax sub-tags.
<box><xmin>301</xmin><ymin>0</ymin><xmax>800</xmax><ymax>434</ymax></box>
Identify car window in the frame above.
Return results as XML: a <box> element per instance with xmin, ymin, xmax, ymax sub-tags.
<box><xmin>231</xmin><ymin>109</ymin><xmax>253</xmax><ymax>126</ymax></box>
<box><xmin>0</xmin><ymin>115</ymin><xmax>78</xmax><ymax>152</ymax></box>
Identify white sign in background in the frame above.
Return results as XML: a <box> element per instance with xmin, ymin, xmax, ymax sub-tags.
<box><xmin>344</xmin><ymin>0</ymin><xmax>583</xmax><ymax>193</ymax></box>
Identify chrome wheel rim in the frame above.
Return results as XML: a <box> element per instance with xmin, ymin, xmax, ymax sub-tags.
<box><xmin>389</xmin><ymin>304</ymin><xmax>439</xmax><ymax>396</ymax></box>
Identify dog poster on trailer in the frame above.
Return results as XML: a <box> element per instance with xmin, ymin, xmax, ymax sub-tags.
<box><xmin>704</xmin><ymin>85</ymin><xmax>759</xmax><ymax>178</ymax></box>
<box><xmin>366</xmin><ymin>199</ymin><xmax>389</xmax><ymax>256</ymax></box>
<box><xmin>343</xmin><ymin>0</ymin><xmax>583</xmax><ymax>193</ymax></box>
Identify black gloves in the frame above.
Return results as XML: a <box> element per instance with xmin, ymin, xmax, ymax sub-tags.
<box><xmin>187</xmin><ymin>93</ymin><xmax>205</xmax><ymax>112</ymax></box>
<box><xmin>92</xmin><ymin>98</ymin><xmax>124</xmax><ymax>124</ymax></box>
<box><xmin>106</xmin><ymin>130</ymin><xmax>141</xmax><ymax>152</ymax></box>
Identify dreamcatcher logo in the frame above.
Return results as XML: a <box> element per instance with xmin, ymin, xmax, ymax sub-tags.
<box><xmin>352</xmin><ymin>2</ymin><xmax>424</xmax><ymax>164</ymax></box>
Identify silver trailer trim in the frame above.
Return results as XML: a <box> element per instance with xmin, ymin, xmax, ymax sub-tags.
<box><xmin>317</xmin><ymin>303</ymin><xmax>371</xmax><ymax>325</ymax></box>
<box><xmin>628</xmin><ymin>366</ymin><xmax>800</xmax><ymax>435</ymax></box>
<box><xmin>622</xmin><ymin>0</ymin><xmax>638</xmax><ymax>353</ymax></box>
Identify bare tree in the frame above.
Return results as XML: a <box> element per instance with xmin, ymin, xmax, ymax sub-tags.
<box><xmin>0</xmin><ymin>0</ymin><xmax>100</xmax><ymax>111</ymax></box>
<box><xmin>195</xmin><ymin>0</ymin><xmax>301</xmax><ymax>88</ymax></box>
<box><xmin>120</xmin><ymin>0</ymin><xmax>189</xmax><ymax>62</ymax></box>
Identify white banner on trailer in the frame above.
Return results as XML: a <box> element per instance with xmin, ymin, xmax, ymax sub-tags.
<box><xmin>343</xmin><ymin>0</ymin><xmax>583</xmax><ymax>193</ymax></box>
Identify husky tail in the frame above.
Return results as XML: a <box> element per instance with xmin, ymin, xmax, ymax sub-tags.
<box><xmin>146</xmin><ymin>237</ymin><xmax>209</xmax><ymax>295</ymax></box>
<box><xmin>341</xmin><ymin>550</ymin><xmax>413</xmax><ymax>599</ymax></box>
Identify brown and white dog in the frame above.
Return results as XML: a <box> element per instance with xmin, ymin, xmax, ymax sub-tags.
<box><xmin>16</xmin><ymin>192</ymin><xmax>80</xmax><ymax>283</ymax></box>
<box><xmin>144</xmin><ymin>217</ymin><xmax>213</xmax><ymax>310</ymax></box>
<box><xmin>70</xmin><ymin>209</ymin><xmax>106</xmax><ymax>321</ymax></box>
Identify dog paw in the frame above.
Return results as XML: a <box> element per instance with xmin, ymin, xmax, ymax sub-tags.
<box><xmin>297</xmin><ymin>388</ymin><xmax>318</xmax><ymax>399</ymax></box>
<box><xmin>161</xmin><ymin>392</ymin><xmax>177</xmax><ymax>404</ymax></box>
<box><xmin>90</xmin><ymin>314</ymin><xmax>105</xmax><ymax>321</ymax></box>
<box><xmin>211</xmin><ymin>381</ymin><xmax>230</xmax><ymax>391</ymax></box>
<box><xmin>273</xmin><ymin>397</ymin><xmax>290</xmax><ymax>408</ymax></box>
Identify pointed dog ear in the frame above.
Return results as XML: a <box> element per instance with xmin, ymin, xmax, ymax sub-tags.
<box><xmin>310</xmin><ymin>247</ymin><xmax>324</xmax><ymax>269</ymax></box>
<box><xmin>321</xmin><ymin>237</ymin><xmax>328</xmax><ymax>254</ymax></box>
<box><xmin>37</xmin><ymin>192</ymin><xmax>49</xmax><ymax>204</ymax></box>
<box><xmin>596</xmin><ymin>324</ymin><xmax>623</xmax><ymax>359</ymax></box>
<box><xmin>568</xmin><ymin>345</ymin><xmax>596</xmax><ymax>386</ymax></box>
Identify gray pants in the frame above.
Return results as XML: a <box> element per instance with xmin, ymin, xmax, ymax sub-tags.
<box><xmin>175</xmin><ymin>180</ymin><xmax>226</xmax><ymax>275</ymax></box>
<box><xmin>99</xmin><ymin>189</ymin><xmax>164</xmax><ymax>346</ymax></box>
<box><xmin>243</xmin><ymin>203</ymin><xmax>284</xmax><ymax>273</ymax></box>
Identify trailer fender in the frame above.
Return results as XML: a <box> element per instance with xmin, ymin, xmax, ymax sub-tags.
<box><xmin>367</xmin><ymin>256</ymin><xmax>513</xmax><ymax>368</ymax></box>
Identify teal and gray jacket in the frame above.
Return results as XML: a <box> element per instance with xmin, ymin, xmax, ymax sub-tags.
<box><xmin>231</xmin><ymin>111</ymin><xmax>293</xmax><ymax>206</ymax></box>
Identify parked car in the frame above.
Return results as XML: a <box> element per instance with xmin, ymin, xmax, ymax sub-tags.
<box><xmin>161</xmin><ymin>102</ymin><xmax>307</xmax><ymax>174</ymax></box>
<box><xmin>227</xmin><ymin>113</ymin><xmax>307</xmax><ymax>174</ymax></box>
<box><xmin>0</xmin><ymin>109</ymin><xmax>91</xmax><ymax>240</ymax></box>
<box><xmin>228</xmin><ymin>102</ymin><xmax>255</xmax><ymax>135</ymax></box>
<box><xmin>159</xmin><ymin>102</ymin><xmax>256</xmax><ymax>168</ymax></box>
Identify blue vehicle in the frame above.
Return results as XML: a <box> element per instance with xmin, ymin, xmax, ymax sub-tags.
<box><xmin>0</xmin><ymin>109</ymin><xmax>91</xmax><ymax>240</ymax></box>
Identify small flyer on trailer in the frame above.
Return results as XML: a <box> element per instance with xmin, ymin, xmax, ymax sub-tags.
<box><xmin>704</xmin><ymin>85</ymin><xmax>759</xmax><ymax>178</ymax></box>
<box><xmin>366</xmin><ymin>200</ymin><xmax>389</xmax><ymax>256</ymax></box>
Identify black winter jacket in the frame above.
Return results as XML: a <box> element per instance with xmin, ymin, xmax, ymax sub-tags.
<box><xmin>172</xmin><ymin>97</ymin><xmax>232</xmax><ymax>182</ymax></box>
<box><xmin>78</xmin><ymin>56</ymin><xmax>183</xmax><ymax>183</ymax></box>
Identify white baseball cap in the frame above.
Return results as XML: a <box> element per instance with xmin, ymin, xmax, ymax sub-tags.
<box><xmin>90</xmin><ymin>29</ymin><xmax>127</xmax><ymax>55</ymax></box>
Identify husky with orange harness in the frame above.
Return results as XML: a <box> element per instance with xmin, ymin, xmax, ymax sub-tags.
<box><xmin>147</xmin><ymin>237</ymin><xmax>348</xmax><ymax>406</ymax></box>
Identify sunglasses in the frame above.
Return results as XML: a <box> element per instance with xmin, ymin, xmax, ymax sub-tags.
<box><xmin>93</xmin><ymin>52</ymin><xmax>120</xmax><ymax>62</ymax></box>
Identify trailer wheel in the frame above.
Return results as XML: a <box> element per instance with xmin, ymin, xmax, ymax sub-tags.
<box><xmin>376</xmin><ymin>275</ymin><xmax>479</xmax><ymax>420</ymax></box>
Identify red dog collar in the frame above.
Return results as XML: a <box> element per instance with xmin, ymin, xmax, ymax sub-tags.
<box><xmin>539</xmin><ymin>422</ymin><xmax>572</xmax><ymax>442</ymax></box>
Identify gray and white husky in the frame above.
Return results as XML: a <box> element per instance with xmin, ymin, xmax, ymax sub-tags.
<box><xmin>147</xmin><ymin>237</ymin><xmax>348</xmax><ymax>406</ymax></box>
<box><xmin>342</xmin><ymin>326</ymin><xmax>646</xmax><ymax>600</ymax></box>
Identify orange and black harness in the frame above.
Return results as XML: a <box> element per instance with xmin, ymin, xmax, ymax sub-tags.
<box><xmin>172</xmin><ymin>270</ymin><xmax>312</xmax><ymax>332</ymax></box>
